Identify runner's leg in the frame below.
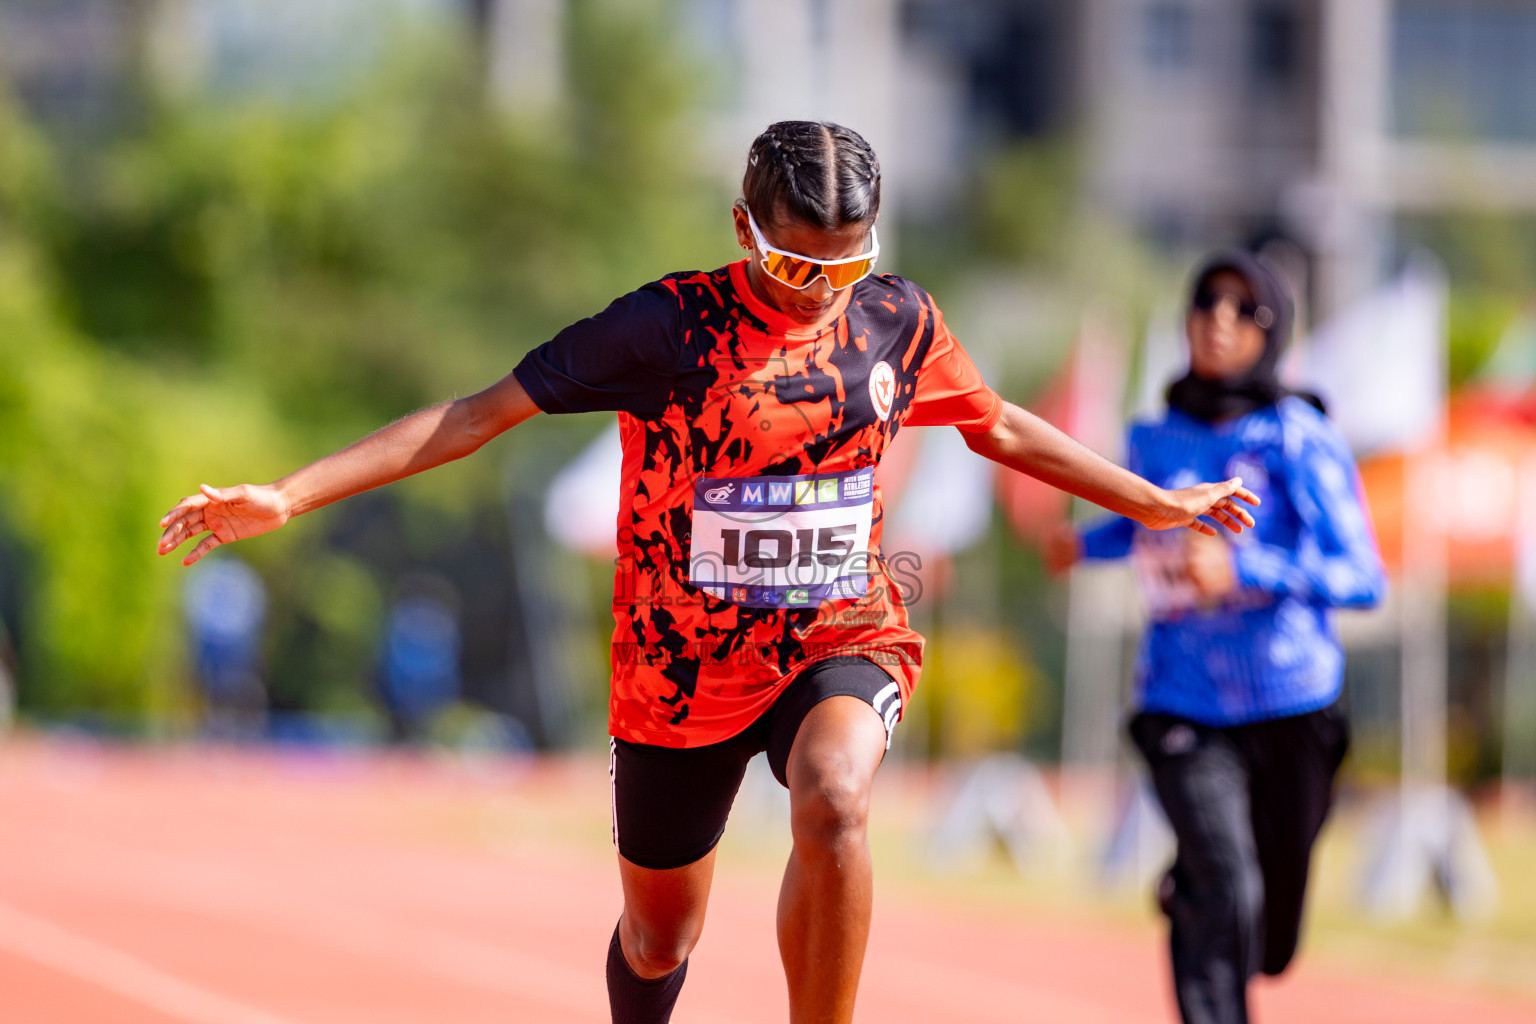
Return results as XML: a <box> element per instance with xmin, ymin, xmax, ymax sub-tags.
<box><xmin>608</xmin><ymin>734</ymin><xmax>757</xmax><ymax>1022</ymax></box>
<box><xmin>1237</xmin><ymin>704</ymin><xmax>1349</xmax><ymax>976</ymax></box>
<box><xmin>608</xmin><ymin>852</ymin><xmax>715</xmax><ymax>1023</ymax></box>
<box><xmin>777</xmin><ymin>694</ymin><xmax>888</xmax><ymax>1024</ymax></box>
<box><xmin>1132</xmin><ymin>713</ymin><xmax>1263</xmax><ymax>1024</ymax></box>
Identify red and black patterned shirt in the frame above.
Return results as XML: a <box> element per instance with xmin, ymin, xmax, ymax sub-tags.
<box><xmin>515</xmin><ymin>260</ymin><xmax>1000</xmax><ymax>747</ymax></box>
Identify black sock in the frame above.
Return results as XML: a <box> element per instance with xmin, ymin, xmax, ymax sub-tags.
<box><xmin>606</xmin><ymin>921</ymin><xmax>688</xmax><ymax>1024</ymax></box>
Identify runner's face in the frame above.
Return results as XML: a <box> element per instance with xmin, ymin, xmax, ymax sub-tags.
<box><xmin>1186</xmin><ymin>270</ymin><xmax>1267</xmax><ymax>380</ymax></box>
<box><xmin>732</xmin><ymin>205</ymin><xmax>873</xmax><ymax>325</ymax></box>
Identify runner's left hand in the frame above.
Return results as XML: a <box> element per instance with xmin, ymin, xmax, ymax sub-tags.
<box><xmin>1042</xmin><ymin>521</ymin><xmax>1081</xmax><ymax>575</ymax></box>
<box><xmin>1145</xmin><ymin>477</ymin><xmax>1259</xmax><ymax>535</ymax></box>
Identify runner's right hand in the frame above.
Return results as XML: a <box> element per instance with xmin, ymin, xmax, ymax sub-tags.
<box><xmin>1042</xmin><ymin>522</ymin><xmax>1081</xmax><ymax>575</ymax></box>
<box><xmin>157</xmin><ymin>484</ymin><xmax>290</xmax><ymax>566</ymax></box>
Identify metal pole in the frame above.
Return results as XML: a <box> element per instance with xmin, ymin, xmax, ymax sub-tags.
<box><xmin>1504</xmin><ymin>457</ymin><xmax>1536</xmax><ymax>817</ymax></box>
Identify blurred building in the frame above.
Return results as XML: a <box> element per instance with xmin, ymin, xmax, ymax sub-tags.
<box><xmin>581</xmin><ymin>0</ymin><xmax>1536</xmax><ymax>316</ymax></box>
<box><xmin>900</xmin><ymin>0</ymin><xmax>1536</xmax><ymax>316</ymax></box>
<box><xmin>0</xmin><ymin>0</ymin><xmax>142</xmax><ymax>127</ymax></box>
<box><xmin>7</xmin><ymin>0</ymin><xmax>1534</xmax><ymax>314</ymax></box>
<box><xmin>0</xmin><ymin>0</ymin><xmax>455</xmax><ymax>110</ymax></box>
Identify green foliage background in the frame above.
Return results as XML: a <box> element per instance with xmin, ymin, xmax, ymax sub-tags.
<box><xmin>0</xmin><ymin>9</ymin><xmax>727</xmax><ymax>728</ymax></box>
<box><xmin>2</xmin><ymin>5</ymin><xmax>1532</xmax><ymax>764</ymax></box>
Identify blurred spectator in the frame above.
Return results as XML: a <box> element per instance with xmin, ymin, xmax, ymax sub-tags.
<box><xmin>0</xmin><ymin>619</ymin><xmax>14</xmax><ymax>736</ymax></box>
<box><xmin>1048</xmin><ymin>250</ymin><xmax>1386</xmax><ymax>1024</ymax></box>
<box><xmin>375</xmin><ymin>578</ymin><xmax>461</xmax><ymax>745</ymax></box>
<box><xmin>0</xmin><ymin>522</ymin><xmax>24</xmax><ymax>737</ymax></box>
<box><xmin>183</xmin><ymin>556</ymin><xmax>268</xmax><ymax>739</ymax></box>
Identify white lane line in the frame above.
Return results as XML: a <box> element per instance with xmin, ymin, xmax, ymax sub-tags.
<box><xmin>0</xmin><ymin>899</ymin><xmax>304</xmax><ymax>1024</ymax></box>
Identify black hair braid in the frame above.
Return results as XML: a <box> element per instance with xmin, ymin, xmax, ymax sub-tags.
<box><xmin>761</xmin><ymin>126</ymin><xmax>818</xmax><ymax>223</ymax></box>
<box><xmin>824</xmin><ymin>122</ymin><xmax>880</xmax><ymax>226</ymax></box>
<box><xmin>743</xmin><ymin>120</ymin><xmax>881</xmax><ymax>230</ymax></box>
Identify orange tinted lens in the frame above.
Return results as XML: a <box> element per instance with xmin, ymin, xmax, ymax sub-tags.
<box><xmin>763</xmin><ymin>251</ymin><xmax>816</xmax><ymax>287</ymax></box>
<box><xmin>820</xmin><ymin>257</ymin><xmax>875</xmax><ymax>289</ymax></box>
<box><xmin>762</xmin><ymin>252</ymin><xmax>873</xmax><ymax>290</ymax></box>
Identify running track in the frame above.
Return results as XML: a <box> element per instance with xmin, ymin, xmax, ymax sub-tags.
<box><xmin>1</xmin><ymin>739</ymin><xmax>1533</xmax><ymax>1024</ymax></box>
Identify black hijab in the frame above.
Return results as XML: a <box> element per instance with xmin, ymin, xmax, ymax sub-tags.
<box><xmin>1165</xmin><ymin>249</ymin><xmax>1325</xmax><ymax>422</ymax></box>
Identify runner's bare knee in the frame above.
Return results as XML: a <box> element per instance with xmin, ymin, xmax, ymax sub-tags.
<box><xmin>790</xmin><ymin>752</ymin><xmax>871</xmax><ymax>853</ymax></box>
<box><xmin>622</xmin><ymin>915</ymin><xmax>698</xmax><ymax>977</ymax></box>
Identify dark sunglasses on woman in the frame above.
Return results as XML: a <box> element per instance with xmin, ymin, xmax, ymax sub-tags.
<box><xmin>1191</xmin><ymin>288</ymin><xmax>1275</xmax><ymax>330</ymax></box>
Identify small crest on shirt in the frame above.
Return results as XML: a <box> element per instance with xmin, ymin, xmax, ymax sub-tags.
<box><xmin>869</xmin><ymin>360</ymin><xmax>895</xmax><ymax>421</ymax></box>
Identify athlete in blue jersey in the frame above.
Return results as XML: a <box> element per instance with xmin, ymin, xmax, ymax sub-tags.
<box><xmin>1048</xmin><ymin>251</ymin><xmax>1385</xmax><ymax>1024</ymax></box>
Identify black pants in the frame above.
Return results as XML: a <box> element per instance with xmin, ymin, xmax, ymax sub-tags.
<box><xmin>1130</xmin><ymin>704</ymin><xmax>1349</xmax><ymax>1024</ymax></box>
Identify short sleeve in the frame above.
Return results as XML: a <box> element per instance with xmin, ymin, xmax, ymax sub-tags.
<box><xmin>904</xmin><ymin>300</ymin><xmax>1002</xmax><ymax>432</ymax></box>
<box><xmin>513</xmin><ymin>281</ymin><xmax>681</xmax><ymax>416</ymax></box>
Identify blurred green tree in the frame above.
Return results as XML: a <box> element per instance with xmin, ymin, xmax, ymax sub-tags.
<box><xmin>0</xmin><ymin>3</ymin><xmax>726</xmax><ymax>729</ymax></box>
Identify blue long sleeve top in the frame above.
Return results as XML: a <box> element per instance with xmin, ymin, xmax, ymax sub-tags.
<box><xmin>1079</xmin><ymin>397</ymin><xmax>1386</xmax><ymax>726</ymax></box>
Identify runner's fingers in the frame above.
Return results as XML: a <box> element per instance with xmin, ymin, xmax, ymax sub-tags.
<box><xmin>1185</xmin><ymin>519</ymin><xmax>1217</xmax><ymax>537</ymax></box>
<box><xmin>1210</xmin><ymin>507</ymin><xmax>1243</xmax><ymax>533</ymax></box>
<box><xmin>1217</xmin><ymin>479</ymin><xmax>1261</xmax><ymax>508</ymax></box>
<box><xmin>1230</xmin><ymin>501</ymin><xmax>1256</xmax><ymax>528</ymax></box>
<box><xmin>159</xmin><ymin>493</ymin><xmax>208</xmax><ymax>528</ymax></box>
<box><xmin>157</xmin><ymin>513</ymin><xmax>206</xmax><ymax>553</ymax></box>
<box><xmin>1212</xmin><ymin>500</ymin><xmax>1248</xmax><ymax>528</ymax></box>
<box><xmin>184</xmin><ymin>533</ymin><xmax>222</xmax><ymax>567</ymax></box>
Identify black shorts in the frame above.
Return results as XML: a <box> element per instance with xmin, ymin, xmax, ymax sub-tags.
<box><xmin>608</xmin><ymin>656</ymin><xmax>901</xmax><ymax>870</ymax></box>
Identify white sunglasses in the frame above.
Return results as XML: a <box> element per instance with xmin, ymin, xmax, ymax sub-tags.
<box><xmin>744</xmin><ymin>206</ymin><xmax>880</xmax><ymax>291</ymax></box>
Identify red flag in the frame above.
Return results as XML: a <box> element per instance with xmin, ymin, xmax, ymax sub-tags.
<box><xmin>997</xmin><ymin>314</ymin><xmax>1127</xmax><ymax>544</ymax></box>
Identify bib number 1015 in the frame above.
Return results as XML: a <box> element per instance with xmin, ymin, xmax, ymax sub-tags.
<box><xmin>719</xmin><ymin>525</ymin><xmax>855</xmax><ymax>570</ymax></box>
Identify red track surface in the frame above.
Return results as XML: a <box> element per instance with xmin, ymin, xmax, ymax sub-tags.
<box><xmin>1</xmin><ymin>739</ymin><xmax>1533</xmax><ymax>1024</ymax></box>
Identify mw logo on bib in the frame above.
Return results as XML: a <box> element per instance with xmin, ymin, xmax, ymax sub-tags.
<box><xmin>689</xmin><ymin>468</ymin><xmax>875</xmax><ymax>608</ymax></box>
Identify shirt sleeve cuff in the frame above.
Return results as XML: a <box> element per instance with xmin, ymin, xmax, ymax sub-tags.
<box><xmin>954</xmin><ymin>389</ymin><xmax>1004</xmax><ymax>434</ymax></box>
<box><xmin>512</xmin><ymin>357</ymin><xmax>568</xmax><ymax>415</ymax></box>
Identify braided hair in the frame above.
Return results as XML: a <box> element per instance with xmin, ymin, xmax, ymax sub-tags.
<box><xmin>743</xmin><ymin>121</ymin><xmax>881</xmax><ymax>230</ymax></box>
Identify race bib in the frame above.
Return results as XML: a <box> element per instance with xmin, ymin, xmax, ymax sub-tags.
<box><xmin>689</xmin><ymin>468</ymin><xmax>875</xmax><ymax>609</ymax></box>
<box><xmin>1132</xmin><ymin>533</ymin><xmax>1199</xmax><ymax>621</ymax></box>
<box><xmin>1132</xmin><ymin>532</ymin><xmax>1267</xmax><ymax>620</ymax></box>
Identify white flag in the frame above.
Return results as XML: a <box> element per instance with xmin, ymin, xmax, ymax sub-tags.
<box><xmin>1518</xmin><ymin>456</ymin><xmax>1536</xmax><ymax>611</ymax></box>
<box><xmin>543</xmin><ymin>420</ymin><xmax>622</xmax><ymax>557</ymax></box>
<box><xmin>1133</xmin><ymin>304</ymin><xmax>1186</xmax><ymax>421</ymax></box>
<box><xmin>1297</xmin><ymin>257</ymin><xmax>1446</xmax><ymax>456</ymax></box>
<box><xmin>887</xmin><ymin>426</ymin><xmax>994</xmax><ymax>557</ymax></box>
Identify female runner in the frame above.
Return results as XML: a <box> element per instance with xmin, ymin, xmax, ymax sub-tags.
<box><xmin>1047</xmin><ymin>250</ymin><xmax>1385</xmax><ymax>1024</ymax></box>
<box><xmin>159</xmin><ymin>121</ymin><xmax>1258</xmax><ymax>1024</ymax></box>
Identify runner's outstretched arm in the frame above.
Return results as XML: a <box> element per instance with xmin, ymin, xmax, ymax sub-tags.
<box><xmin>157</xmin><ymin>372</ymin><xmax>541</xmax><ymax>566</ymax></box>
<box><xmin>965</xmin><ymin>400</ymin><xmax>1259</xmax><ymax>535</ymax></box>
